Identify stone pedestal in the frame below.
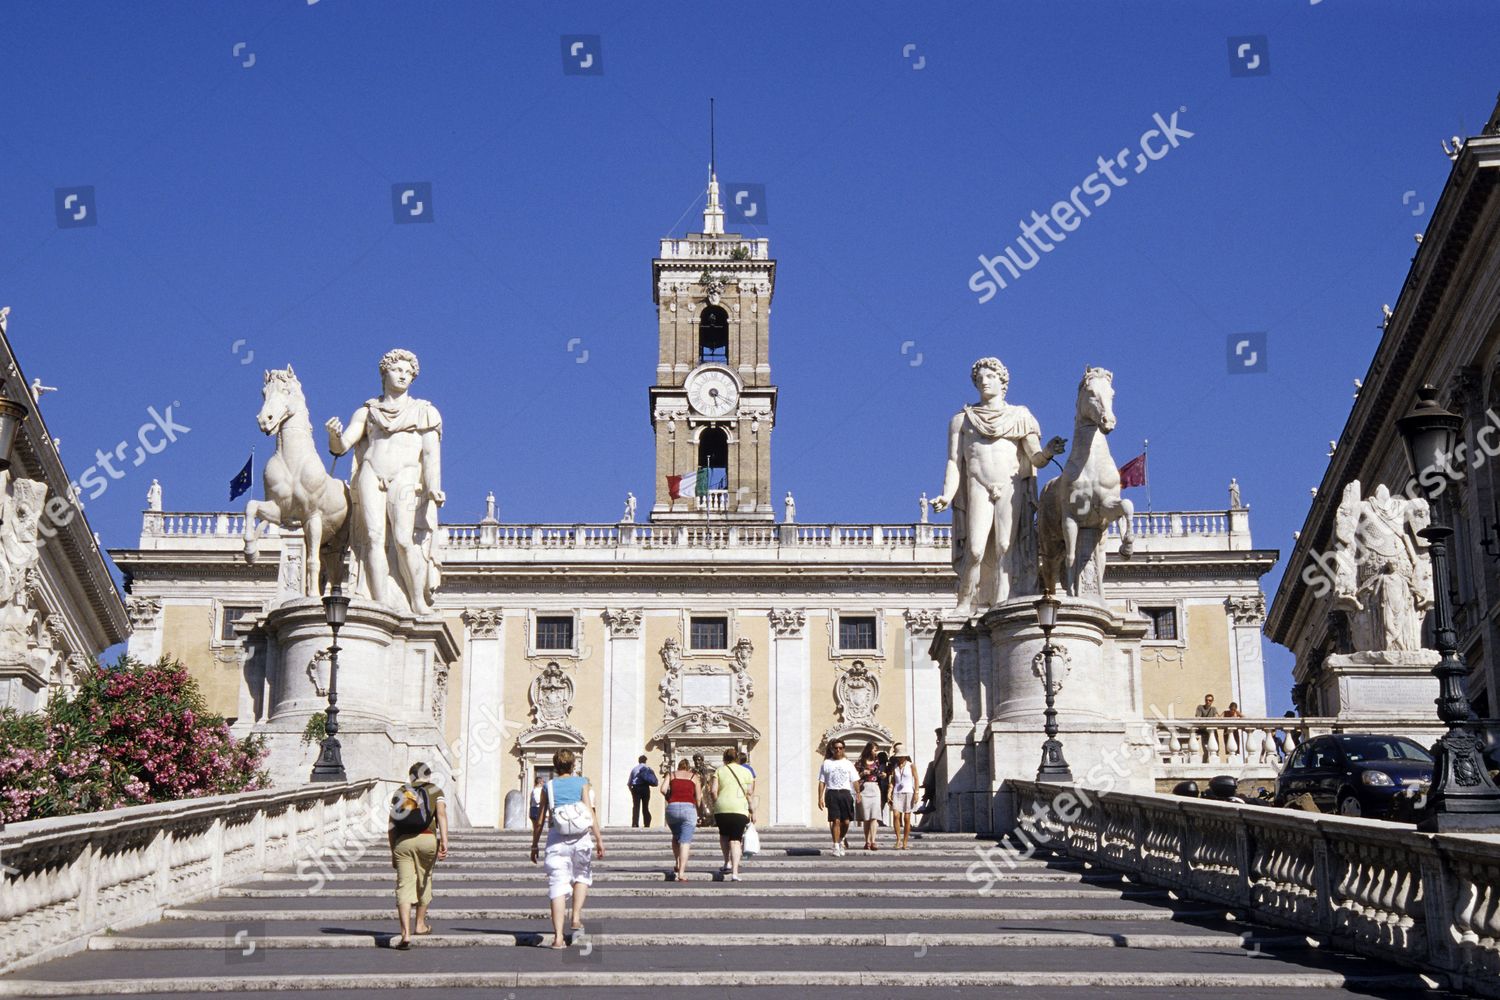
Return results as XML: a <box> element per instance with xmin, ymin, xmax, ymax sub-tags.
<box><xmin>249</xmin><ymin>598</ymin><xmax>461</xmax><ymax>792</ymax></box>
<box><xmin>931</xmin><ymin>597</ymin><xmax>1156</xmax><ymax>833</ymax></box>
<box><xmin>1314</xmin><ymin>651</ymin><xmax>1441</xmax><ymax>717</ymax></box>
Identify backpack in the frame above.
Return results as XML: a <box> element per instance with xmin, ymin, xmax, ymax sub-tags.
<box><xmin>390</xmin><ymin>782</ymin><xmax>434</xmax><ymax>835</ymax></box>
<box><xmin>549</xmin><ymin>779</ymin><xmax>594</xmax><ymax>837</ymax></box>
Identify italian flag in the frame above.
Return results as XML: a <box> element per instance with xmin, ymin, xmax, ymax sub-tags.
<box><xmin>667</xmin><ymin>468</ymin><xmax>708</xmax><ymax>500</ymax></box>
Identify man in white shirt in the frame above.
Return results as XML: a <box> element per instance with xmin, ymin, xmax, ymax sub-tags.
<box><xmin>817</xmin><ymin>741</ymin><xmax>860</xmax><ymax>856</ymax></box>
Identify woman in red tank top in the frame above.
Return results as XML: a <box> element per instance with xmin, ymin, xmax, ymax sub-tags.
<box><xmin>661</xmin><ymin>760</ymin><xmax>703</xmax><ymax>881</ymax></box>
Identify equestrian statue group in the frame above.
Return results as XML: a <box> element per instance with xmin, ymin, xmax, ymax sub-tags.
<box><xmin>243</xmin><ymin>348</ymin><xmax>445</xmax><ymax>618</ymax></box>
<box><xmin>934</xmin><ymin>357</ymin><xmax>1134</xmax><ymax>617</ymax></box>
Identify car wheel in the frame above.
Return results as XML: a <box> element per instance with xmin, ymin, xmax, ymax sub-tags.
<box><xmin>1337</xmin><ymin>792</ymin><xmax>1363</xmax><ymax>817</ymax></box>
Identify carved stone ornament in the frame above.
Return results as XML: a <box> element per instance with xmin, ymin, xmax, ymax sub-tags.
<box><xmin>463</xmin><ymin>608</ymin><xmax>503</xmax><ymax>639</ymax></box>
<box><xmin>1227</xmin><ymin>593</ymin><xmax>1267</xmax><ymax>626</ymax></box>
<box><xmin>658</xmin><ymin>635</ymin><xmax>753</xmax><ymax>722</ymax></box>
<box><xmin>126</xmin><ymin>596</ymin><xmax>162</xmax><ymax>630</ymax></box>
<box><xmin>903</xmin><ymin>608</ymin><xmax>942</xmax><ymax>637</ymax></box>
<box><xmin>307</xmin><ymin>648</ymin><xmax>330</xmax><ymax>697</ymax></box>
<box><xmin>1330</xmin><ymin>481</ymin><xmax>1433</xmax><ymax>653</ymax></box>
<box><xmin>1031</xmin><ymin>645</ymin><xmax>1073</xmax><ymax>695</ymax></box>
<box><xmin>530</xmin><ymin>661</ymin><xmax>575</xmax><ymax>728</ymax></box>
<box><xmin>834</xmin><ymin>660</ymin><xmax>880</xmax><ymax>726</ymax></box>
<box><xmin>432</xmin><ymin>662</ymin><xmax>449</xmax><ymax>725</ymax></box>
<box><xmin>769</xmin><ymin>608</ymin><xmax>806</xmax><ymax>637</ymax></box>
<box><xmin>604</xmin><ymin>608</ymin><xmax>643</xmax><ymax>638</ymax></box>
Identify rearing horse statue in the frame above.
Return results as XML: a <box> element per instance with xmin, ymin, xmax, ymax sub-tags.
<box><xmin>1038</xmin><ymin>367</ymin><xmax>1135</xmax><ymax>599</ymax></box>
<box><xmin>243</xmin><ymin>366</ymin><xmax>350</xmax><ymax>596</ymax></box>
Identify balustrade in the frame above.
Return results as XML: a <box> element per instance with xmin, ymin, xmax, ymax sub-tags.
<box><xmin>1007</xmin><ymin>779</ymin><xmax>1500</xmax><ymax>997</ymax></box>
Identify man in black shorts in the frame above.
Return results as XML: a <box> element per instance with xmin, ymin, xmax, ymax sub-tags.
<box><xmin>817</xmin><ymin>741</ymin><xmax>859</xmax><ymax>857</ymax></box>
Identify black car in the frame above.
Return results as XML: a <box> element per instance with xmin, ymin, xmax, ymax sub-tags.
<box><xmin>1274</xmin><ymin>733</ymin><xmax>1434</xmax><ymax>819</ymax></box>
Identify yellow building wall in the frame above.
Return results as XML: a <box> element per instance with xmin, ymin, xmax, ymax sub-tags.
<box><xmin>1140</xmin><ymin>603</ymin><xmax>1232</xmax><ymax>718</ymax></box>
<box><xmin>159</xmin><ymin>604</ymin><xmax>238</xmax><ymax>719</ymax></box>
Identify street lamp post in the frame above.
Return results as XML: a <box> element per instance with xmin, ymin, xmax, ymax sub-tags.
<box><xmin>1034</xmin><ymin>594</ymin><xmax>1074</xmax><ymax>783</ymax></box>
<box><xmin>1396</xmin><ymin>384</ymin><xmax>1500</xmax><ymax>831</ymax></box>
<box><xmin>310</xmin><ymin>585</ymin><xmax>351</xmax><ymax>783</ymax></box>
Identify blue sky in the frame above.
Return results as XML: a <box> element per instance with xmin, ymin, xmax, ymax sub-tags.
<box><xmin>2</xmin><ymin>1</ymin><xmax>1498</xmax><ymax>710</ymax></box>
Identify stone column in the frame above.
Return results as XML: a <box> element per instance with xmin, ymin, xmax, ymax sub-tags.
<box><xmin>1226</xmin><ymin>594</ymin><xmax>1269</xmax><ymax>718</ymax></box>
<box><xmin>769</xmin><ymin>608</ymin><xmax>810</xmax><ymax>827</ymax></box>
<box><xmin>931</xmin><ymin>618</ymin><xmax>991</xmax><ymax>832</ymax></box>
<box><xmin>459</xmin><ymin>608</ymin><xmax>505</xmax><ymax>828</ymax></box>
<box><xmin>903</xmin><ymin>609</ymin><xmax>943</xmax><ymax>784</ymax></box>
<box><xmin>602</xmin><ymin>609</ymin><xmax>645</xmax><ymax>827</ymax></box>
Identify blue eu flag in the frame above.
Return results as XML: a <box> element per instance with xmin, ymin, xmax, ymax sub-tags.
<box><xmin>229</xmin><ymin>454</ymin><xmax>254</xmax><ymax>502</ymax></box>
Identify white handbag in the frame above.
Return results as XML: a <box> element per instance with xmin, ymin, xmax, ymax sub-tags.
<box><xmin>548</xmin><ymin>779</ymin><xmax>593</xmax><ymax>837</ymax></box>
<box><xmin>743</xmin><ymin>822</ymin><xmax>760</xmax><ymax>855</ymax></box>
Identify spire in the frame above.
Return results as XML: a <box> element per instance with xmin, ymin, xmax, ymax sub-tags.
<box><xmin>703</xmin><ymin>99</ymin><xmax>724</xmax><ymax>235</ymax></box>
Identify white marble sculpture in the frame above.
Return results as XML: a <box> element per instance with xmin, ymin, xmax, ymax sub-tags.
<box><xmin>919</xmin><ymin>492</ymin><xmax>930</xmax><ymax>524</ymax></box>
<box><xmin>784</xmin><ymin>491</ymin><xmax>796</xmax><ymax>523</ymax></box>
<box><xmin>623</xmin><ymin>492</ymin><xmax>636</xmax><ymax>523</ymax></box>
<box><xmin>933</xmin><ymin>358</ymin><xmax>1065</xmax><ymax>616</ymax></box>
<box><xmin>146</xmin><ymin>479</ymin><xmax>162</xmax><ymax>512</ymax></box>
<box><xmin>243</xmin><ymin>366</ymin><xmax>350</xmax><ymax>598</ymax></box>
<box><xmin>0</xmin><ymin>474</ymin><xmax>47</xmax><ymax>673</ymax></box>
<box><xmin>326</xmin><ymin>349</ymin><xmax>445</xmax><ymax>617</ymax></box>
<box><xmin>530</xmin><ymin>660</ymin><xmax>575</xmax><ymax>727</ymax></box>
<box><xmin>1038</xmin><ymin>367</ymin><xmax>1135</xmax><ymax>600</ymax></box>
<box><xmin>1332</xmin><ymin>481</ymin><xmax>1433</xmax><ymax>652</ymax></box>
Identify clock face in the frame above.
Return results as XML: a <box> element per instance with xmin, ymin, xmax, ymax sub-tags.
<box><xmin>686</xmin><ymin>368</ymin><xmax>740</xmax><ymax>417</ymax></box>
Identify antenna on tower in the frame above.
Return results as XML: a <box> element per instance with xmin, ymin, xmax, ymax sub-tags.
<box><xmin>710</xmin><ymin>97</ymin><xmax>716</xmax><ymax>175</ymax></box>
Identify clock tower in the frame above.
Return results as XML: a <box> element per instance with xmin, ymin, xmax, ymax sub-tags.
<box><xmin>649</xmin><ymin>171</ymin><xmax>778</xmax><ymax>522</ymax></box>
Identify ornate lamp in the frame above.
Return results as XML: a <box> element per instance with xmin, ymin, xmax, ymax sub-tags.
<box><xmin>1396</xmin><ymin>385</ymin><xmax>1500</xmax><ymax>830</ymax></box>
<box><xmin>310</xmin><ymin>586</ymin><xmax>351</xmax><ymax>783</ymax></box>
<box><xmin>0</xmin><ymin>392</ymin><xmax>29</xmax><ymax>472</ymax></box>
<box><xmin>1033</xmin><ymin>593</ymin><xmax>1073</xmax><ymax>782</ymax></box>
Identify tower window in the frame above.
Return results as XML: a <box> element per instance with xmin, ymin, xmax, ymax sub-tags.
<box><xmin>698</xmin><ymin>427</ymin><xmax>728</xmax><ymax>490</ymax></box>
<box><xmin>699</xmin><ymin>306</ymin><xmax>729</xmax><ymax>365</ymax></box>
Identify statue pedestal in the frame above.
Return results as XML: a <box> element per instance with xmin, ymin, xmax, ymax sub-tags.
<box><xmin>1315</xmin><ymin>650</ymin><xmax>1441</xmax><ymax>718</ymax></box>
<box><xmin>249</xmin><ymin>598</ymin><xmax>461</xmax><ymax>792</ymax></box>
<box><xmin>931</xmin><ymin>597</ymin><xmax>1155</xmax><ymax>833</ymax></box>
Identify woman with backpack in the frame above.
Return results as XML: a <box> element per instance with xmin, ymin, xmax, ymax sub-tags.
<box><xmin>529</xmin><ymin>749</ymin><xmax>607</xmax><ymax>949</ymax></box>
<box><xmin>388</xmin><ymin>762</ymin><xmax>448</xmax><ymax>950</ymax></box>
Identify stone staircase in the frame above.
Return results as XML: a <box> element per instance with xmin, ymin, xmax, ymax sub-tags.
<box><xmin>0</xmin><ymin>827</ymin><xmax>1469</xmax><ymax>998</ymax></box>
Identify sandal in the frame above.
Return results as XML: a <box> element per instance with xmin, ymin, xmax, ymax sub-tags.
<box><xmin>394</xmin><ymin>936</ymin><xmax>411</xmax><ymax>950</ymax></box>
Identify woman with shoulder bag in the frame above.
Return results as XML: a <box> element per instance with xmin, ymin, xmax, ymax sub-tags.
<box><xmin>529</xmin><ymin>749</ymin><xmax>607</xmax><ymax>948</ymax></box>
<box><xmin>708</xmin><ymin>748</ymin><xmax>755</xmax><ymax>881</ymax></box>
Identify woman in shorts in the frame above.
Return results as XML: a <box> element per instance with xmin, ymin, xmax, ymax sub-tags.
<box><xmin>708</xmin><ymin>748</ymin><xmax>755</xmax><ymax>881</ymax></box>
<box><xmin>529</xmin><ymin>749</ymin><xmax>607</xmax><ymax>948</ymax></box>
<box><xmin>662</xmin><ymin>758</ymin><xmax>702</xmax><ymax>881</ymax></box>
<box><xmin>887</xmin><ymin>747</ymin><xmax>919</xmax><ymax>849</ymax></box>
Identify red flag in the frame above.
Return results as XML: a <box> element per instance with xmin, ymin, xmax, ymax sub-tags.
<box><xmin>1119</xmin><ymin>453</ymin><xmax>1147</xmax><ymax>489</ymax></box>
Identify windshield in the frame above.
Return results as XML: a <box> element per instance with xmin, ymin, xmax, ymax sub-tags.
<box><xmin>1336</xmin><ymin>735</ymin><xmax>1433</xmax><ymax>765</ymax></box>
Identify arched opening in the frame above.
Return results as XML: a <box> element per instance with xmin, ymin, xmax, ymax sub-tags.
<box><xmin>699</xmin><ymin>306</ymin><xmax>729</xmax><ymax>365</ymax></box>
<box><xmin>698</xmin><ymin>426</ymin><xmax>728</xmax><ymax>491</ymax></box>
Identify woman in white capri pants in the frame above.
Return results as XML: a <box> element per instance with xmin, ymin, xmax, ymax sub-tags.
<box><xmin>530</xmin><ymin>749</ymin><xmax>607</xmax><ymax>948</ymax></box>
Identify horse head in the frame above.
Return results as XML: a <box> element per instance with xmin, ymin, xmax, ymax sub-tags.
<box><xmin>1077</xmin><ymin>366</ymin><xmax>1116</xmax><ymax>433</ymax></box>
<box><xmin>257</xmin><ymin>365</ymin><xmax>307</xmax><ymax>434</ymax></box>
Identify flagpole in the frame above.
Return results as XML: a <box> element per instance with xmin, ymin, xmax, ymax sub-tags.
<box><xmin>1143</xmin><ymin>439</ymin><xmax>1151</xmax><ymax>513</ymax></box>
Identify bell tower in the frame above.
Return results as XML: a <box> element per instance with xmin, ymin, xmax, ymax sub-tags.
<box><xmin>649</xmin><ymin>169</ymin><xmax>777</xmax><ymax>522</ymax></box>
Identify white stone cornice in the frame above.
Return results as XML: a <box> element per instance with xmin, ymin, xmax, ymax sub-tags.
<box><xmin>1227</xmin><ymin>593</ymin><xmax>1268</xmax><ymax>626</ymax></box>
<box><xmin>769</xmin><ymin>608</ymin><xmax>806</xmax><ymax>637</ymax></box>
<box><xmin>603</xmin><ymin>607</ymin><xmax>643</xmax><ymax>638</ymax></box>
<box><xmin>462</xmin><ymin>607</ymin><xmax>503</xmax><ymax>639</ymax></box>
<box><xmin>903</xmin><ymin>608</ymin><xmax>943</xmax><ymax>637</ymax></box>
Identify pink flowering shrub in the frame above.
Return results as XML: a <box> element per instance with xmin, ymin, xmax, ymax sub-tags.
<box><xmin>0</xmin><ymin>656</ymin><xmax>268</xmax><ymax>822</ymax></box>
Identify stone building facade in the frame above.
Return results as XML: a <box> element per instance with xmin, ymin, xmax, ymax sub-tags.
<box><xmin>1266</xmin><ymin>95</ymin><xmax>1500</xmax><ymax>718</ymax></box>
<box><xmin>110</xmin><ymin>175</ymin><xmax>1277</xmax><ymax>827</ymax></box>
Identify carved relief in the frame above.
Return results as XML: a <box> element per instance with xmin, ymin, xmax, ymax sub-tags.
<box><xmin>822</xmin><ymin>659</ymin><xmax>893</xmax><ymax>747</ymax></box>
<box><xmin>903</xmin><ymin>608</ymin><xmax>942</xmax><ymax>637</ymax></box>
<box><xmin>604</xmin><ymin>608</ymin><xmax>643</xmax><ymax>638</ymax></box>
<box><xmin>126</xmin><ymin>597</ymin><xmax>162</xmax><ymax>631</ymax></box>
<box><xmin>1031</xmin><ymin>644</ymin><xmax>1073</xmax><ymax>694</ymax></box>
<box><xmin>306</xmin><ymin>648</ymin><xmax>330</xmax><ymax>697</ymax></box>
<box><xmin>530</xmin><ymin>661</ymin><xmax>575</xmax><ymax>728</ymax></box>
<box><xmin>1227</xmin><ymin>593</ymin><xmax>1267</xmax><ymax>626</ymax></box>
<box><xmin>769</xmin><ymin>608</ymin><xmax>806</xmax><ymax>637</ymax></box>
<box><xmin>432</xmin><ymin>662</ymin><xmax>449</xmax><ymax>726</ymax></box>
<box><xmin>657</xmin><ymin>635</ymin><xmax>753</xmax><ymax>722</ymax></box>
<box><xmin>463</xmin><ymin>608</ymin><xmax>503</xmax><ymax>639</ymax></box>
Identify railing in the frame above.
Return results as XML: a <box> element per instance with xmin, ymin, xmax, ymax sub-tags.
<box><xmin>1006</xmin><ymin>780</ymin><xmax>1500</xmax><ymax>997</ymax></box>
<box><xmin>1152</xmin><ymin>716</ymin><xmax>1446</xmax><ymax>773</ymax></box>
<box><xmin>144</xmin><ymin>511</ymin><xmax>257</xmax><ymax>537</ymax></box>
<box><xmin>1107</xmin><ymin>510</ymin><xmax>1232</xmax><ymax>537</ymax></box>
<box><xmin>658</xmin><ymin>237</ymin><xmax>770</xmax><ymax>260</ymax></box>
<box><xmin>0</xmin><ymin>780</ymin><xmax>379</xmax><ymax>974</ymax></box>
<box><xmin>698</xmin><ymin>490</ymin><xmax>730</xmax><ymax>513</ymax></box>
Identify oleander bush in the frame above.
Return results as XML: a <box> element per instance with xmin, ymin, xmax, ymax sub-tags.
<box><xmin>0</xmin><ymin>655</ymin><xmax>268</xmax><ymax>822</ymax></box>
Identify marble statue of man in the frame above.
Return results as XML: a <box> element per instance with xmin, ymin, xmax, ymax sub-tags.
<box><xmin>933</xmin><ymin>358</ymin><xmax>1066</xmax><ymax>617</ymax></box>
<box><xmin>1331</xmin><ymin>481</ymin><xmax>1433</xmax><ymax>652</ymax></box>
<box><xmin>326</xmin><ymin>349</ymin><xmax>445</xmax><ymax>616</ymax></box>
<box><xmin>623</xmin><ymin>492</ymin><xmax>636</xmax><ymax>523</ymax></box>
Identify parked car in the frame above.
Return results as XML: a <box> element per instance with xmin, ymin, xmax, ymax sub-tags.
<box><xmin>1273</xmin><ymin>733</ymin><xmax>1433</xmax><ymax>819</ymax></box>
